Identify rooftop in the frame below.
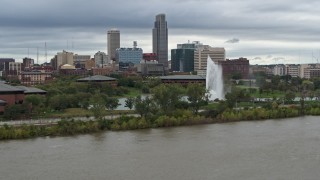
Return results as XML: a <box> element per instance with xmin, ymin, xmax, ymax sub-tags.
<box><xmin>0</xmin><ymin>83</ymin><xmax>25</xmax><ymax>92</ymax></box>
<box><xmin>77</xmin><ymin>75</ymin><xmax>116</xmax><ymax>82</ymax></box>
<box><xmin>160</xmin><ymin>75</ymin><xmax>206</xmax><ymax>80</ymax></box>
<box><xmin>0</xmin><ymin>83</ymin><xmax>46</xmax><ymax>94</ymax></box>
<box><xmin>16</xmin><ymin>86</ymin><xmax>47</xmax><ymax>94</ymax></box>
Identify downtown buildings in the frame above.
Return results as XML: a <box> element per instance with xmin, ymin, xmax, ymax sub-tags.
<box><xmin>7</xmin><ymin>12</ymin><xmax>320</xmax><ymax>83</ymax></box>
<box><xmin>171</xmin><ymin>41</ymin><xmax>226</xmax><ymax>76</ymax></box>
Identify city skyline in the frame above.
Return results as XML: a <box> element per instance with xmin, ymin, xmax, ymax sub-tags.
<box><xmin>1</xmin><ymin>0</ymin><xmax>320</xmax><ymax>65</ymax></box>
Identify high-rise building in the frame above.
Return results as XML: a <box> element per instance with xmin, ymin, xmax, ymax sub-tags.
<box><xmin>285</xmin><ymin>64</ymin><xmax>300</xmax><ymax>77</ymax></box>
<box><xmin>273</xmin><ymin>64</ymin><xmax>286</xmax><ymax>76</ymax></box>
<box><xmin>116</xmin><ymin>41</ymin><xmax>143</xmax><ymax>70</ymax></box>
<box><xmin>194</xmin><ymin>45</ymin><xmax>225</xmax><ymax>76</ymax></box>
<box><xmin>116</xmin><ymin>42</ymin><xmax>143</xmax><ymax>64</ymax></box>
<box><xmin>107</xmin><ymin>29</ymin><xmax>120</xmax><ymax>62</ymax></box>
<box><xmin>0</xmin><ymin>58</ymin><xmax>15</xmax><ymax>73</ymax></box>
<box><xmin>55</xmin><ymin>50</ymin><xmax>74</xmax><ymax>70</ymax></box>
<box><xmin>153</xmin><ymin>14</ymin><xmax>168</xmax><ymax>68</ymax></box>
<box><xmin>94</xmin><ymin>51</ymin><xmax>109</xmax><ymax>67</ymax></box>
<box><xmin>22</xmin><ymin>57</ymin><xmax>34</xmax><ymax>71</ymax></box>
<box><xmin>171</xmin><ymin>42</ymin><xmax>197</xmax><ymax>72</ymax></box>
<box><xmin>8</xmin><ymin>62</ymin><xmax>22</xmax><ymax>75</ymax></box>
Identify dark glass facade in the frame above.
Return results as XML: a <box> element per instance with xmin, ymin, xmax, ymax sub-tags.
<box><xmin>171</xmin><ymin>43</ymin><xmax>195</xmax><ymax>72</ymax></box>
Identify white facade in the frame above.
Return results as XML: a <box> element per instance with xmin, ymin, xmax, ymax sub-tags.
<box><xmin>301</xmin><ymin>64</ymin><xmax>320</xmax><ymax>79</ymax></box>
<box><xmin>94</xmin><ymin>51</ymin><xmax>109</xmax><ymax>67</ymax></box>
<box><xmin>273</xmin><ymin>64</ymin><xmax>286</xmax><ymax>76</ymax></box>
<box><xmin>57</xmin><ymin>50</ymin><xmax>74</xmax><ymax>69</ymax></box>
<box><xmin>9</xmin><ymin>62</ymin><xmax>22</xmax><ymax>75</ymax></box>
<box><xmin>194</xmin><ymin>45</ymin><xmax>225</xmax><ymax>75</ymax></box>
<box><xmin>285</xmin><ymin>64</ymin><xmax>300</xmax><ymax>77</ymax></box>
<box><xmin>300</xmin><ymin>64</ymin><xmax>310</xmax><ymax>78</ymax></box>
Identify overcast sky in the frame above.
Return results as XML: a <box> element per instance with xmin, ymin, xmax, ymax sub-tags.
<box><xmin>1</xmin><ymin>0</ymin><xmax>320</xmax><ymax>65</ymax></box>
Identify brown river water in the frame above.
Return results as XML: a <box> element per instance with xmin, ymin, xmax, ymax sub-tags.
<box><xmin>1</xmin><ymin>116</ymin><xmax>320</xmax><ymax>180</ymax></box>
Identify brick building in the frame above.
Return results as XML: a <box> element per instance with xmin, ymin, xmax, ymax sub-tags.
<box><xmin>20</xmin><ymin>71</ymin><xmax>53</xmax><ymax>86</ymax></box>
<box><xmin>0</xmin><ymin>83</ymin><xmax>25</xmax><ymax>112</ymax></box>
<box><xmin>219</xmin><ymin>58</ymin><xmax>249</xmax><ymax>79</ymax></box>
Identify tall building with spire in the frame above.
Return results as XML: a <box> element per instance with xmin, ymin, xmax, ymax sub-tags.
<box><xmin>107</xmin><ymin>29</ymin><xmax>120</xmax><ymax>63</ymax></box>
<box><xmin>153</xmin><ymin>14</ymin><xmax>168</xmax><ymax>68</ymax></box>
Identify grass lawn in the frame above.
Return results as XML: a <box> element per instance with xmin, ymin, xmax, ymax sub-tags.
<box><xmin>122</xmin><ymin>87</ymin><xmax>142</xmax><ymax>97</ymax></box>
<box><xmin>236</xmin><ymin>85</ymin><xmax>286</xmax><ymax>98</ymax></box>
<box><xmin>203</xmin><ymin>102</ymin><xmax>221</xmax><ymax>109</ymax></box>
<box><xmin>48</xmin><ymin>108</ymin><xmax>93</xmax><ymax>118</ymax></box>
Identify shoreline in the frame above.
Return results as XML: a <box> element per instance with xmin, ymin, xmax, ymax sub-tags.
<box><xmin>1</xmin><ymin>106</ymin><xmax>319</xmax><ymax>140</ymax></box>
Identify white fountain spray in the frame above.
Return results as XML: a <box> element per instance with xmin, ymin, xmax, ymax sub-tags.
<box><xmin>206</xmin><ymin>56</ymin><xmax>224</xmax><ymax>100</ymax></box>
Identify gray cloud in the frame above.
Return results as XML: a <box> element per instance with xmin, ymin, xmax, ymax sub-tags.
<box><xmin>266</xmin><ymin>55</ymin><xmax>273</xmax><ymax>59</ymax></box>
<box><xmin>1</xmin><ymin>0</ymin><xmax>320</xmax><ymax>64</ymax></box>
<box><xmin>225</xmin><ymin>38</ymin><xmax>240</xmax><ymax>43</ymax></box>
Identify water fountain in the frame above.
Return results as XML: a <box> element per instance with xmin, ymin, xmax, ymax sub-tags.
<box><xmin>206</xmin><ymin>56</ymin><xmax>224</xmax><ymax>100</ymax></box>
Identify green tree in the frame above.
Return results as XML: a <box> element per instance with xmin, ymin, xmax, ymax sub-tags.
<box><xmin>125</xmin><ymin>97</ymin><xmax>134</xmax><ymax>110</ymax></box>
<box><xmin>186</xmin><ymin>84</ymin><xmax>209</xmax><ymax>114</ymax></box>
<box><xmin>90</xmin><ymin>94</ymin><xmax>106</xmax><ymax>120</ymax></box>
<box><xmin>24</xmin><ymin>94</ymin><xmax>47</xmax><ymax>117</ymax></box>
<box><xmin>25</xmin><ymin>95</ymin><xmax>45</xmax><ymax>107</ymax></box>
<box><xmin>75</xmin><ymin>92</ymin><xmax>91</xmax><ymax>109</ymax></box>
<box><xmin>134</xmin><ymin>96</ymin><xmax>156</xmax><ymax>118</ymax></box>
<box><xmin>225</xmin><ymin>86</ymin><xmax>251</xmax><ymax>108</ymax></box>
<box><xmin>104</xmin><ymin>97</ymin><xmax>119</xmax><ymax>120</ymax></box>
<box><xmin>315</xmin><ymin>89</ymin><xmax>320</xmax><ymax>100</ymax></box>
<box><xmin>152</xmin><ymin>84</ymin><xmax>183</xmax><ymax>115</ymax></box>
<box><xmin>230</xmin><ymin>72</ymin><xmax>242</xmax><ymax>80</ymax></box>
<box><xmin>48</xmin><ymin>95</ymin><xmax>68</xmax><ymax>110</ymax></box>
<box><xmin>284</xmin><ymin>90</ymin><xmax>295</xmax><ymax>104</ymax></box>
<box><xmin>271</xmin><ymin>75</ymin><xmax>281</xmax><ymax>85</ymax></box>
<box><xmin>3</xmin><ymin>104</ymin><xmax>30</xmax><ymax>120</ymax></box>
<box><xmin>311</xmin><ymin>78</ymin><xmax>320</xmax><ymax>90</ymax></box>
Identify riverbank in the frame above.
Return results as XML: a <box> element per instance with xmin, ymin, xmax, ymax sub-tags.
<box><xmin>1</xmin><ymin>107</ymin><xmax>320</xmax><ymax>140</ymax></box>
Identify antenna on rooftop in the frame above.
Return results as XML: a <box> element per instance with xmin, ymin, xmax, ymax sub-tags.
<box><xmin>312</xmin><ymin>51</ymin><xmax>319</xmax><ymax>64</ymax></box>
<box><xmin>72</xmin><ymin>37</ymin><xmax>74</xmax><ymax>51</ymax></box>
<box><xmin>45</xmin><ymin>42</ymin><xmax>47</xmax><ymax>63</ymax></box>
<box><xmin>133</xmin><ymin>41</ymin><xmax>137</xmax><ymax>49</ymax></box>
<box><xmin>37</xmin><ymin>47</ymin><xmax>39</xmax><ymax>64</ymax></box>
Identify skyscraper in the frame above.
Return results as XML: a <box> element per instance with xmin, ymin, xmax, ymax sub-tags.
<box><xmin>153</xmin><ymin>14</ymin><xmax>168</xmax><ymax>68</ymax></box>
<box><xmin>107</xmin><ymin>29</ymin><xmax>120</xmax><ymax>63</ymax></box>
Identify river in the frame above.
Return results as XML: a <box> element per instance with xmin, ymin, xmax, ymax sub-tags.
<box><xmin>1</xmin><ymin>116</ymin><xmax>320</xmax><ymax>180</ymax></box>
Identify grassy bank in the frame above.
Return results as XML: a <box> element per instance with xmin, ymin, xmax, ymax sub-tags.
<box><xmin>1</xmin><ymin>107</ymin><xmax>320</xmax><ymax>140</ymax></box>
<box><xmin>45</xmin><ymin>108</ymin><xmax>135</xmax><ymax>119</ymax></box>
